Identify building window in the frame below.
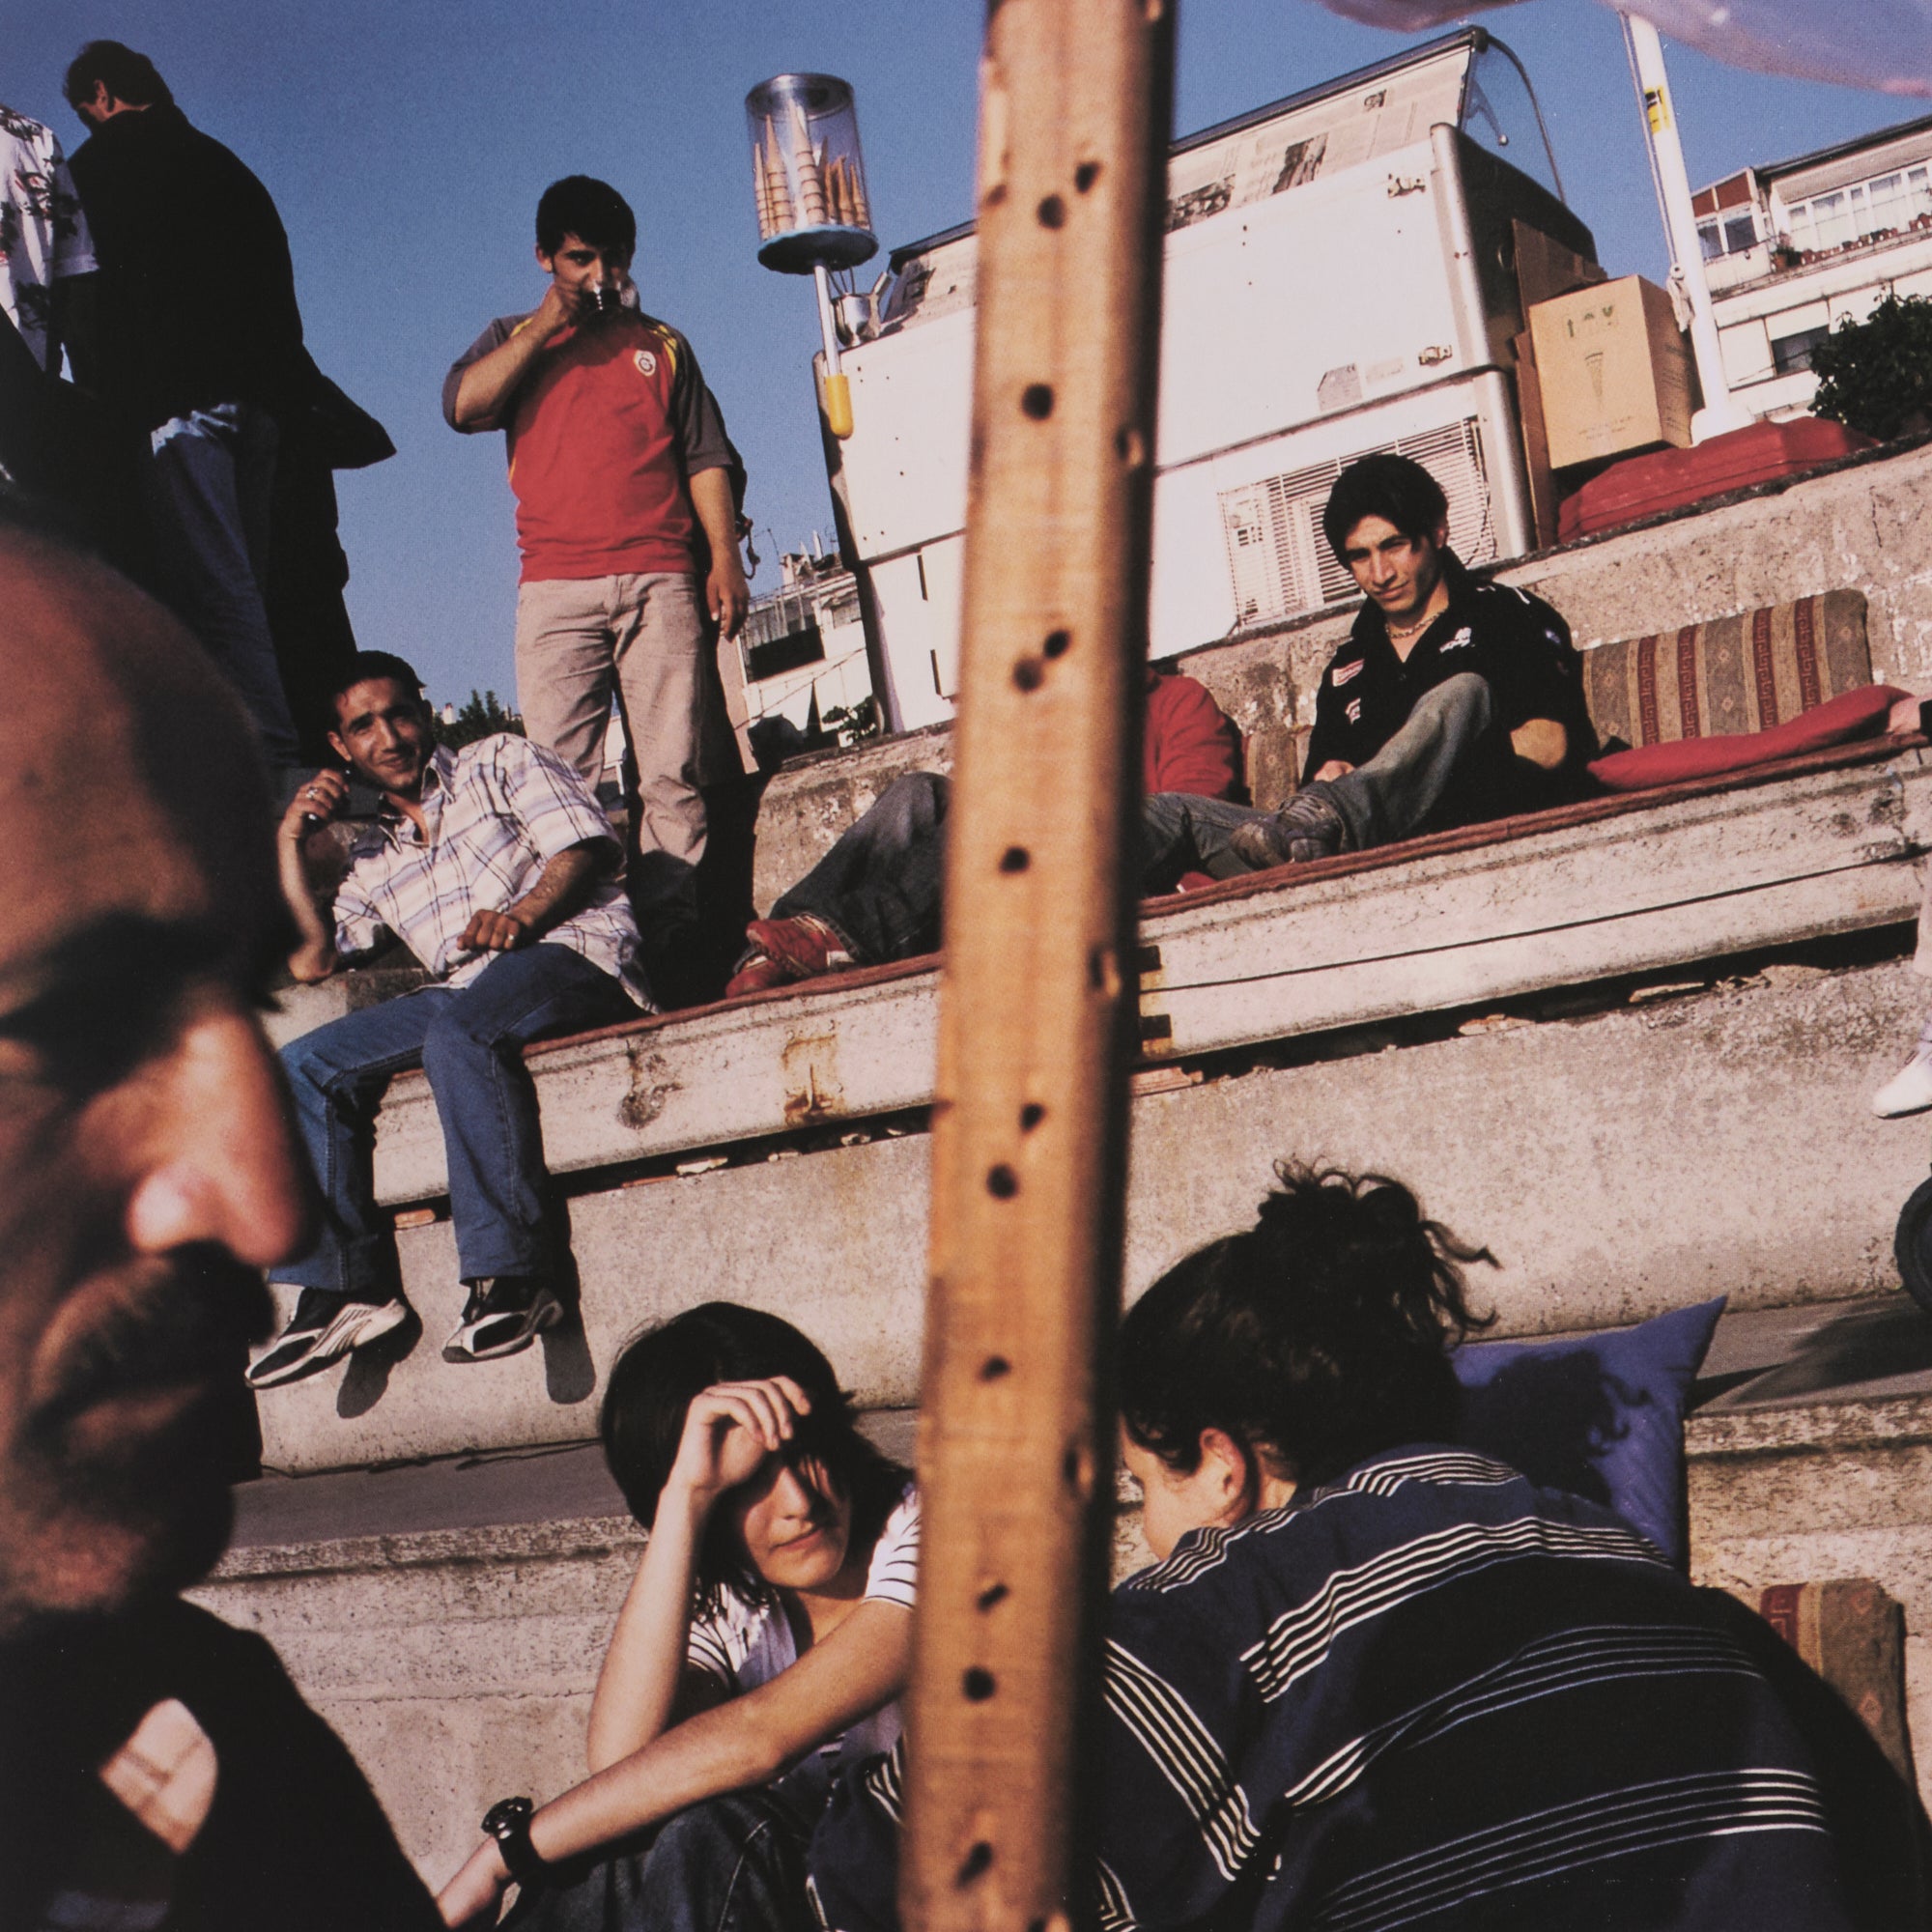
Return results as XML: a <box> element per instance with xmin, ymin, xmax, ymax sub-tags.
<box><xmin>1770</xmin><ymin>325</ymin><xmax>1832</xmax><ymax>375</ymax></box>
<box><xmin>1698</xmin><ymin>210</ymin><xmax>1759</xmax><ymax>260</ymax></box>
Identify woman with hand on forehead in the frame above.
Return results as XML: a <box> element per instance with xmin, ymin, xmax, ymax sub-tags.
<box><xmin>438</xmin><ymin>1303</ymin><xmax>918</xmax><ymax>1931</ymax></box>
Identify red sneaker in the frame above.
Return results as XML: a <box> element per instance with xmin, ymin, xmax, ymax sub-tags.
<box><xmin>724</xmin><ymin>916</ymin><xmax>853</xmax><ymax>999</ymax></box>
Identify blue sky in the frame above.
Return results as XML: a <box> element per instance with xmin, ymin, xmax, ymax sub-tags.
<box><xmin>10</xmin><ymin>1</ymin><xmax>1917</xmax><ymax>708</ymax></box>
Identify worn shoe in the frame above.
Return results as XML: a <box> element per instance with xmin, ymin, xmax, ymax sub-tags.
<box><xmin>441</xmin><ymin>1276</ymin><xmax>564</xmax><ymax>1363</ymax></box>
<box><xmin>246</xmin><ymin>1289</ymin><xmax>410</xmax><ymax>1389</ymax></box>
<box><xmin>1228</xmin><ymin>785</ymin><xmax>1350</xmax><ymax>870</ymax></box>
<box><xmin>1874</xmin><ymin>1050</ymin><xmax>1932</xmax><ymax>1119</ymax></box>
<box><xmin>724</xmin><ymin>915</ymin><xmax>854</xmax><ymax>999</ymax></box>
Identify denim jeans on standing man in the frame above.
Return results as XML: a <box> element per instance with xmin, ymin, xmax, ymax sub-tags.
<box><xmin>274</xmin><ymin>944</ymin><xmax>635</xmax><ymax>1297</ymax></box>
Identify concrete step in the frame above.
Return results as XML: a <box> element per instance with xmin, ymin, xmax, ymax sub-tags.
<box><xmin>253</xmin><ymin>935</ymin><xmax>1932</xmax><ymax>1474</ymax></box>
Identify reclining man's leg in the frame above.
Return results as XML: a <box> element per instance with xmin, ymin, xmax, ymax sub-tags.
<box><xmin>729</xmin><ymin>770</ymin><xmax>951</xmax><ymax>993</ymax></box>
<box><xmin>1233</xmin><ymin>670</ymin><xmax>1495</xmax><ymax>866</ymax></box>
<box><xmin>422</xmin><ymin>944</ymin><xmax>636</xmax><ymax>1360</ymax></box>
<box><xmin>1136</xmin><ymin>789</ymin><xmax>1279</xmax><ymax>889</ymax></box>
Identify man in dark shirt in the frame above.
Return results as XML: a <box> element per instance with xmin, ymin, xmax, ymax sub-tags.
<box><xmin>1232</xmin><ymin>451</ymin><xmax>1596</xmax><ymax>866</ymax></box>
<box><xmin>64</xmin><ymin>40</ymin><xmax>308</xmax><ymax>772</ymax></box>
<box><xmin>0</xmin><ymin>498</ymin><xmax>439</xmax><ymax>1927</ymax></box>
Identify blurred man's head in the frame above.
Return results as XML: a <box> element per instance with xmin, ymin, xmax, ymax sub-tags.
<box><xmin>63</xmin><ymin>40</ymin><xmax>173</xmax><ymax>124</ymax></box>
<box><xmin>0</xmin><ymin>505</ymin><xmax>307</xmax><ymax>1636</ymax></box>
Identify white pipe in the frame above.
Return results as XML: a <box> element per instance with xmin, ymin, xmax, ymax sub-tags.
<box><xmin>1622</xmin><ymin>14</ymin><xmax>1754</xmax><ymax>440</ymax></box>
<box><xmin>812</xmin><ymin>262</ymin><xmax>842</xmax><ymax>379</ymax></box>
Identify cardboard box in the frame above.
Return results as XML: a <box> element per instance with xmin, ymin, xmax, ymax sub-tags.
<box><xmin>1527</xmin><ymin>274</ymin><xmax>1693</xmax><ymax>469</ymax></box>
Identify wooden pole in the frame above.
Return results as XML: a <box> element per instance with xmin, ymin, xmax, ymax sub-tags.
<box><xmin>901</xmin><ymin>4</ymin><xmax>1176</xmax><ymax>1931</ymax></box>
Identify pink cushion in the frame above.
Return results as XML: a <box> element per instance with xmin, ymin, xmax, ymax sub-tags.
<box><xmin>1587</xmin><ymin>684</ymin><xmax>1907</xmax><ymax>791</ymax></box>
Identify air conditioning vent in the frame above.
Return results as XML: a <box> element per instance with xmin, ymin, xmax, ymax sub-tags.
<box><xmin>1218</xmin><ymin>419</ymin><xmax>1496</xmax><ymax>628</ymax></box>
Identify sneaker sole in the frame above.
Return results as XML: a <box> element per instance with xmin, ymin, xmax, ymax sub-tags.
<box><xmin>246</xmin><ymin>1297</ymin><xmax>411</xmax><ymax>1389</ymax></box>
<box><xmin>441</xmin><ymin>1292</ymin><xmax>565</xmax><ymax>1364</ymax></box>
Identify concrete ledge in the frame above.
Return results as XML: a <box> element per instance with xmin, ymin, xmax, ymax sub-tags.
<box><xmin>255</xmin><ymin>944</ymin><xmax>1932</xmax><ymax>1474</ymax></box>
<box><xmin>348</xmin><ymin>743</ymin><xmax>1932</xmax><ymax>1210</ymax></box>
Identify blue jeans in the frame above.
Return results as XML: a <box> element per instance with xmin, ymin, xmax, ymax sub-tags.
<box><xmin>274</xmin><ymin>946</ymin><xmax>634</xmax><ymax>1296</ymax></box>
<box><xmin>145</xmin><ymin>402</ymin><xmax>301</xmax><ymax>767</ymax></box>
<box><xmin>503</xmin><ymin>1791</ymin><xmax>815</xmax><ymax>1932</ymax></box>
<box><xmin>773</xmin><ymin>769</ymin><xmax>950</xmax><ymax>965</ymax></box>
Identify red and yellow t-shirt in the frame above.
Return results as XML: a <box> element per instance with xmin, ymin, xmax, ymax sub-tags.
<box><xmin>443</xmin><ymin>307</ymin><xmax>739</xmax><ymax>584</ymax></box>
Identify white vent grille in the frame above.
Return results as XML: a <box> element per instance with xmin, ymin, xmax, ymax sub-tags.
<box><xmin>1217</xmin><ymin>419</ymin><xmax>1496</xmax><ymax>629</ymax></box>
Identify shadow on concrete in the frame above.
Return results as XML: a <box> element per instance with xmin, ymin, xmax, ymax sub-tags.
<box><xmin>1714</xmin><ymin>1297</ymin><xmax>1932</xmax><ymax>1410</ymax></box>
<box><xmin>337</xmin><ymin>1304</ymin><xmax>423</xmax><ymax>1418</ymax></box>
<box><xmin>540</xmin><ymin>1246</ymin><xmax>597</xmax><ymax>1406</ymax></box>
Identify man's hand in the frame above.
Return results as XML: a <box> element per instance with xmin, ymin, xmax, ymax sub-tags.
<box><xmin>707</xmin><ymin>554</ymin><xmax>750</xmax><ymax>639</ymax></box>
<box><xmin>530</xmin><ymin>275</ymin><xmax>589</xmax><ymax>345</ymax></box>
<box><xmin>1310</xmin><ymin>760</ymin><xmax>1356</xmax><ymax>784</ymax></box>
<box><xmin>459</xmin><ymin>907</ymin><xmax>533</xmax><ymax>954</ymax></box>
<box><xmin>279</xmin><ymin>769</ymin><xmax>349</xmax><ymax>845</ymax></box>
<box><xmin>1510</xmin><ymin>719</ymin><xmax>1567</xmax><ymax>772</ymax></box>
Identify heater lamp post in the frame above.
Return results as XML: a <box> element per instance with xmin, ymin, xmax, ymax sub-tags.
<box><xmin>746</xmin><ymin>72</ymin><xmax>878</xmax><ymax>439</ymax></box>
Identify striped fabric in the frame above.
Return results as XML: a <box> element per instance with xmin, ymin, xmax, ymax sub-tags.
<box><xmin>1090</xmin><ymin>1447</ymin><xmax>1855</xmax><ymax>1932</ymax></box>
<box><xmin>333</xmin><ymin>737</ymin><xmax>648</xmax><ymax>1004</ymax></box>
<box><xmin>1582</xmin><ymin>590</ymin><xmax>1871</xmax><ymax>750</ymax></box>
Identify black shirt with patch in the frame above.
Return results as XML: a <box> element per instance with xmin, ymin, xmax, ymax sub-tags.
<box><xmin>1302</xmin><ymin>552</ymin><xmax>1599</xmax><ymax>836</ymax></box>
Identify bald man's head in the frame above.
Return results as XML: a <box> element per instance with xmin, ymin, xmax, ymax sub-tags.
<box><xmin>0</xmin><ymin>518</ymin><xmax>307</xmax><ymax>1634</ymax></box>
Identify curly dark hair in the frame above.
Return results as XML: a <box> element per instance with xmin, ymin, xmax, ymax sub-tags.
<box><xmin>1120</xmin><ymin>1163</ymin><xmax>1494</xmax><ymax>1490</ymax></box>
<box><xmin>600</xmin><ymin>1302</ymin><xmax>908</xmax><ymax>1609</ymax></box>
<box><xmin>1321</xmin><ymin>453</ymin><xmax>1451</xmax><ymax>566</ymax></box>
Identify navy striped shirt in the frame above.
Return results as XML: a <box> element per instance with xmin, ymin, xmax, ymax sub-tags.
<box><xmin>810</xmin><ymin>1448</ymin><xmax>1877</xmax><ymax>1932</ymax></box>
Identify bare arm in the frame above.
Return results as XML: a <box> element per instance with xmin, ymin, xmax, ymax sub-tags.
<box><xmin>438</xmin><ymin>1601</ymin><xmax>912</xmax><ymax>1926</ymax></box>
<box><xmin>690</xmin><ymin>466</ymin><xmax>749</xmax><ymax>639</ymax></box>
<box><xmin>457</xmin><ymin>839</ymin><xmax>608</xmax><ymax>954</ymax></box>
<box><xmin>277</xmin><ymin>773</ymin><xmax>348</xmax><ymax>982</ymax></box>
<box><xmin>449</xmin><ymin>285</ymin><xmax>580</xmax><ymax>430</ymax></box>
<box><xmin>1510</xmin><ymin>719</ymin><xmax>1567</xmax><ymax>771</ymax></box>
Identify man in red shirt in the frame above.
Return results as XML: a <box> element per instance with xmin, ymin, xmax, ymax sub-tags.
<box><xmin>725</xmin><ymin>668</ymin><xmax>1242</xmax><ymax>996</ymax></box>
<box><xmin>443</xmin><ymin>176</ymin><xmax>748</xmax><ymax>989</ymax></box>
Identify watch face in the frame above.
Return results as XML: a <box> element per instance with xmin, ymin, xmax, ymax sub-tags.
<box><xmin>483</xmin><ymin>1796</ymin><xmax>533</xmax><ymax>1836</ymax></box>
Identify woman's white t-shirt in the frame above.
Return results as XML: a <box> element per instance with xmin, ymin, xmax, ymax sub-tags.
<box><xmin>683</xmin><ymin>1485</ymin><xmax>919</xmax><ymax>1804</ymax></box>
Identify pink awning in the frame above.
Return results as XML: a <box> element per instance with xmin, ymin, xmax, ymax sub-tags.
<box><xmin>1312</xmin><ymin>0</ymin><xmax>1932</xmax><ymax>97</ymax></box>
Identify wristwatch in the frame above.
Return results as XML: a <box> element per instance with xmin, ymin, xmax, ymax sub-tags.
<box><xmin>481</xmin><ymin>1795</ymin><xmax>546</xmax><ymax>1884</ymax></box>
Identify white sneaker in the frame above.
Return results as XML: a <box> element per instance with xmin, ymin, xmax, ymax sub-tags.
<box><xmin>1873</xmin><ymin>1051</ymin><xmax>1932</xmax><ymax>1119</ymax></box>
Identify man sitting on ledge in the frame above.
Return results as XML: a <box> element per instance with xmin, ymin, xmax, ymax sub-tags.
<box><xmin>250</xmin><ymin>652</ymin><xmax>650</xmax><ymax>1388</ymax></box>
<box><xmin>1154</xmin><ymin>450</ymin><xmax>1598</xmax><ymax>877</ymax></box>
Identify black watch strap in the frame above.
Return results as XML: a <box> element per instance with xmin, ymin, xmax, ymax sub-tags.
<box><xmin>481</xmin><ymin>1795</ymin><xmax>546</xmax><ymax>1884</ymax></box>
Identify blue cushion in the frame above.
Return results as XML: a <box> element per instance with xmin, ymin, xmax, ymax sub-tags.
<box><xmin>1452</xmin><ymin>1297</ymin><xmax>1725</xmax><ymax>1568</ymax></box>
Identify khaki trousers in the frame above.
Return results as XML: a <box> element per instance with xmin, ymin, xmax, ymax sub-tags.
<box><xmin>515</xmin><ymin>570</ymin><xmax>708</xmax><ymax>931</ymax></box>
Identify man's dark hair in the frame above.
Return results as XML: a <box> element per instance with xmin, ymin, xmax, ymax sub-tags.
<box><xmin>1120</xmin><ymin>1162</ymin><xmax>1495</xmax><ymax>1489</ymax></box>
<box><xmin>535</xmin><ymin>176</ymin><xmax>637</xmax><ymax>261</ymax></box>
<box><xmin>1321</xmin><ymin>453</ymin><xmax>1451</xmax><ymax>564</ymax></box>
<box><xmin>327</xmin><ymin>652</ymin><xmax>426</xmax><ymax>717</ymax></box>
<box><xmin>64</xmin><ymin>41</ymin><xmax>174</xmax><ymax>112</ymax></box>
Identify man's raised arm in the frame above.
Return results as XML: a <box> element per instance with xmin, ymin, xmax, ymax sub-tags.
<box><xmin>444</xmin><ymin>283</ymin><xmax>580</xmax><ymax>432</ymax></box>
<box><xmin>277</xmin><ymin>772</ymin><xmax>348</xmax><ymax>982</ymax></box>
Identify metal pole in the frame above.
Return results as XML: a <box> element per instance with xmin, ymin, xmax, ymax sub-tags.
<box><xmin>1622</xmin><ymin>14</ymin><xmax>1755</xmax><ymax>439</ymax></box>
<box><xmin>815</xmin><ymin>262</ymin><xmax>855</xmax><ymax>438</ymax></box>
<box><xmin>899</xmin><ymin>0</ymin><xmax>1176</xmax><ymax>1927</ymax></box>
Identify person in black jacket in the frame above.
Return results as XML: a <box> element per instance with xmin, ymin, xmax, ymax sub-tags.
<box><xmin>63</xmin><ymin>40</ymin><xmax>310</xmax><ymax>773</ymax></box>
<box><xmin>1229</xmin><ymin>452</ymin><xmax>1597</xmax><ymax>867</ymax></box>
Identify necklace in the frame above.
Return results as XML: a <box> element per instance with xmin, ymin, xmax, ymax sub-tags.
<box><xmin>1385</xmin><ymin>610</ymin><xmax>1436</xmax><ymax>640</ymax></box>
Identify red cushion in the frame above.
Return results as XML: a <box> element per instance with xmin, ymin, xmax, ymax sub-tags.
<box><xmin>1587</xmin><ymin>684</ymin><xmax>1908</xmax><ymax>791</ymax></box>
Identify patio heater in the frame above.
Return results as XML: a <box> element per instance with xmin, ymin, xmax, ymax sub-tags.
<box><xmin>746</xmin><ymin>72</ymin><xmax>878</xmax><ymax>440</ymax></box>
